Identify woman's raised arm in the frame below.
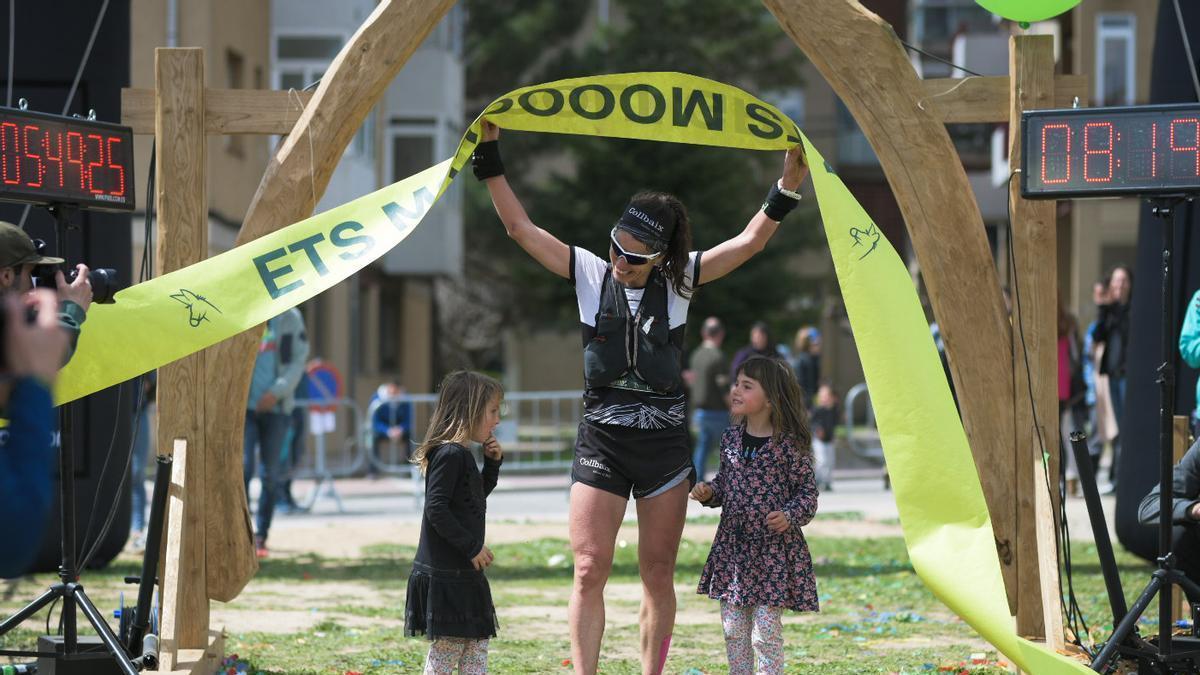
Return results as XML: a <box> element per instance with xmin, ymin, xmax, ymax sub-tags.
<box><xmin>697</xmin><ymin>145</ymin><xmax>809</xmax><ymax>286</ymax></box>
<box><xmin>476</xmin><ymin>121</ymin><xmax>570</xmax><ymax>279</ymax></box>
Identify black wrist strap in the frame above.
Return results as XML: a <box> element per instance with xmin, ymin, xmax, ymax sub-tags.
<box><xmin>761</xmin><ymin>182</ymin><xmax>800</xmax><ymax>222</ymax></box>
<box><xmin>472</xmin><ymin>140</ymin><xmax>505</xmax><ymax>180</ymax></box>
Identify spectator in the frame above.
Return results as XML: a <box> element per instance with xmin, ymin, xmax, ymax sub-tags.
<box><xmin>730</xmin><ymin>321</ymin><xmax>777</xmax><ymax>383</ymax></box>
<box><xmin>0</xmin><ymin>221</ymin><xmax>92</xmax><ymax>361</ymax></box>
<box><xmin>689</xmin><ymin>317</ymin><xmax>730</xmax><ymax>480</ymax></box>
<box><xmin>371</xmin><ymin>380</ymin><xmax>414</xmax><ymax>471</ymax></box>
<box><xmin>790</xmin><ymin>326</ymin><xmax>821</xmax><ymax>403</ymax></box>
<box><xmin>810</xmin><ymin>381</ymin><xmax>839</xmax><ymax>492</ymax></box>
<box><xmin>1092</xmin><ymin>265</ymin><xmax>1132</xmax><ymax>487</ymax></box>
<box><xmin>1058</xmin><ymin>297</ymin><xmax>1086</xmax><ymax>496</ymax></box>
<box><xmin>0</xmin><ymin>290</ymin><xmax>69</xmax><ymax>577</ymax></box>
<box><xmin>1180</xmin><ymin>285</ymin><xmax>1200</xmax><ymax>439</ymax></box>
<box><xmin>243</xmin><ymin>307</ymin><xmax>309</xmax><ymax>558</ymax></box>
<box><xmin>1083</xmin><ymin>278</ymin><xmax>1111</xmax><ymax>474</ymax></box>
<box><xmin>1138</xmin><ymin>437</ymin><xmax>1200</xmax><ymax>602</ymax></box>
<box><xmin>277</xmin><ymin>367</ymin><xmax>311</xmax><ymax>513</ymax></box>
<box><xmin>128</xmin><ymin>372</ymin><xmax>157</xmax><ymax>551</ymax></box>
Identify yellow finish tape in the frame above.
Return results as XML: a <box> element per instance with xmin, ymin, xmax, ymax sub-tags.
<box><xmin>58</xmin><ymin>72</ymin><xmax>1088</xmax><ymax>671</ymax></box>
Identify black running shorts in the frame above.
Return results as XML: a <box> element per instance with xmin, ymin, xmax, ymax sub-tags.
<box><xmin>571</xmin><ymin>420</ymin><xmax>696</xmax><ymax>500</ymax></box>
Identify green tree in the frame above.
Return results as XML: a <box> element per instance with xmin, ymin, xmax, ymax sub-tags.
<box><xmin>454</xmin><ymin>0</ymin><xmax>824</xmax><ymax>368</ymax></box>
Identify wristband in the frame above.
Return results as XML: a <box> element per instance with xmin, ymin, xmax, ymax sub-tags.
<box><xmin>472</xmin><ymin>140</ymin><xmax>505</xmax><ymax>180</ymax></box>
<box><xmin>761</xmin><ymin>181</ymin><xmax>800</xmax><ymax>222</ymax></box>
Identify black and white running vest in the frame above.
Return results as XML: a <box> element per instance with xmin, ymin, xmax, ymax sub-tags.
<box><xmin>582</xmin><ymin>265</ymin><xmax>683</xmax><ymax>394</ymax></box>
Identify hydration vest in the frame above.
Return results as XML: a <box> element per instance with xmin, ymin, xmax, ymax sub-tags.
<box><xmin>582</xmin><ymin>265</ymin><xmax>683</xmax><ymax>394</ymax></box>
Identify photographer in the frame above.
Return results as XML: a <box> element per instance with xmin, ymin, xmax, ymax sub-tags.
<box><xmin>0</xmin><ymin>290</ymin><xmax>69</xmax><ymax>577</ymax></box>
<box><xmin>1138</xmin><ymin>437</ymin><xmax>1200</xmax><ymax>603</ymax></box>
<box><xmin>0</xmin><ymin>221</ymin><xmax>91</xmax><ymax>361</ymax></box>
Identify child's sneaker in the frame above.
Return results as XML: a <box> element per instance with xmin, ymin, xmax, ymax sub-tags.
<box><xmin>255</xmin><ymin>536</ymin><xmax>269</xmax><ymax>559</ymax></box>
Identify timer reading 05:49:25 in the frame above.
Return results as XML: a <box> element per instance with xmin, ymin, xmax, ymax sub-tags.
<box><xmin>0</xmin><ymin>107</ymin><xmax>134</xmax><ymax>211</ymax></box>
<box><xmin>1021</xmin><ymin>104</ymin><xmax>1200</xmax><ymax>199</ymax></box>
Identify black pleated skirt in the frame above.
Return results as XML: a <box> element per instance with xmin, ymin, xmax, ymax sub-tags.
<box><xmin>404</xmin><ymin>561</ymin><xmax>498</xmax><ymax>640</ymax></box>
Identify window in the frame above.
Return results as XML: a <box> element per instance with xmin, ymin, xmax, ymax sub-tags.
<box><xmin>389</xmin><ymin>120</ymin><xmax>438</xmax><ymax>183</ymax></box>
<box><xmin>379</xmin><ymin>282</ymin><xmax>403</xmax><ymax>372</ymax></box>
<box><xmin>274</xmin><ymin>34</ymin><xmax>373</xmax><ymax>159</ymax></box>
<box><xmin>225</xmin><ymin>49</ymin><xmax>244</xmax><ymax>156</ymax></box>
<box><xmin>1096</xmin><ymin>14</ymin><xmax>1136</xmax><ymax>106</ymax></box>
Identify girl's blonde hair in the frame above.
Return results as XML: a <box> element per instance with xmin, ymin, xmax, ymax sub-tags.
<box><xmin>412</xmin><ymin>371</ymin><xmax>504</xmax><ymax>474</ymax></box>
<box><xmin>735</xmin><ymin>356</ymin><xmax>813</xmax><ymax>456</ymax></box>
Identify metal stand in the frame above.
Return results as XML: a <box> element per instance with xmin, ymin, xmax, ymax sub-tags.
<box><xmin>299</xmin><ymin>430</ymin><xmax>344</xmax><ymax>513</ymax></box>
<box><xmin>1089</xmin><ymin>198</ymin><xmax>1200</xmax><ymax>673</ymax></box>
<box><xmin>0</xmin><ymin>206</ymin><xmax>138</xmax><ymax>674</ymax></box>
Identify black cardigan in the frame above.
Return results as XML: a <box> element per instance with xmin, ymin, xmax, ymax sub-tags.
<box><xmin>415</xmin><ymin>442</ymin><xmax>502</xmax><ymax>570</ymax></box>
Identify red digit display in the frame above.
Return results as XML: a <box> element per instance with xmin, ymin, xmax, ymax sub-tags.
<box><xmin>1084</xmin><ymin>122</ymin><xmax>1115</xmax><ymax>182</ymax></box>
<box><xmin>1023</xmin><ymin>104</ymin><xmax>1200</xmax><ymax>199</ymax></box>
<box><xmin>1041</xmin><ymin>123</ymin><xmax>1070</xmax><ymax>184</ymax></box>
<box><xmin>0</xmin><ymin>108</ymin><xmax>135</xmax><ymax>210</ymax></box>
<box><xmin>1170</xmin><ymin>117</ymin><xmax>1200</xmax><ymax>177</ymax></box>
<box><xmin>23</xmin><ymin>125</ymin><xmax>43</xmax><ymax>188</ymax></box>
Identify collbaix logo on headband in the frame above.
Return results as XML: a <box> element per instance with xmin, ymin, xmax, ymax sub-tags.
<box><xmin>626</xmin><ymin>207</ymin><xmax>662</xmax><ymax>233</ymax></box>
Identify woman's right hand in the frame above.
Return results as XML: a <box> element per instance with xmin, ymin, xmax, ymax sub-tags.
<box><xmin>471</xmin><ymin>545</ymin><xmax>494</xmax><ymax>571</ymax></box>
<box><xmin>481</xmin><ymin>120</ymin><xmax>500</xmax><ymax>142</ymax></box>
<box><xmin>690</xmin><ymin>482</ymin><xmax>713</xmax><ymax>502</ymax></box>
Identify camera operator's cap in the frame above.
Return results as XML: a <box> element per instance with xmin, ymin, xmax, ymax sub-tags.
<box><xmin>0</xmin><ymin>221</ymin><xmax>63</xmax><ymax>268</ymax></box>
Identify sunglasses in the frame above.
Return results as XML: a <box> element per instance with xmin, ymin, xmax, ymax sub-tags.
<box><xmin>609</xmin><ymin>228</ymin><xmax>662</xmax><ymax>266</ymax></box>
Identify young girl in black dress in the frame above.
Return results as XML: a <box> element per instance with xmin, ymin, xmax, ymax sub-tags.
<box><xmin>404</xmin><ymin>371</ymin><xmax>504</xmax><ymax>674</ymax></box>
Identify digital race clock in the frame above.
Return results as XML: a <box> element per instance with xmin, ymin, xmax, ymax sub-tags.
<box><xmin>1021</xmin><ymin>103</ymin><xmax>1200</xmax><ymax>199</ymax></box>
<box><xmin>0</xmin><ymin>107</ymin><xmax>134</xmax><ymax>211</ymax></box>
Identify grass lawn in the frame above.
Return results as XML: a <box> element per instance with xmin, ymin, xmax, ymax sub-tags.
<box><xmin>0</xmin><ymin>517</ymin><xmax>1161</xmax><ymax>674</ymax></box>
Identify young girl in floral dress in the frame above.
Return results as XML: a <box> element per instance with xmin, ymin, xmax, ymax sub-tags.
<box><xmin>690</xmin><ymin>356</ymin><xmax>820</xmax><ymax>674</ymax></box>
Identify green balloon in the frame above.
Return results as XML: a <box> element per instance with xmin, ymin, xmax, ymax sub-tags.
<box><xmin>975</xmin><ymin>0</ymin><xmax>1080</xmax><ymax>23</ymax></box>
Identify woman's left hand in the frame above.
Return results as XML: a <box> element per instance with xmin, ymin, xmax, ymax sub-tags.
<box><xmin>765</xmin><ymin>510</ymin><xmax>791</xmax><ymax>534</ymax></box>
<box><xmin>483</xmin><ymin>436</ymin><xmax>503</xmax><ymax>460</ymax></box>
<box><xmin>781</xmin><ymin>144</ymin><xmax>809</xmax><ymax>192</ymax></box>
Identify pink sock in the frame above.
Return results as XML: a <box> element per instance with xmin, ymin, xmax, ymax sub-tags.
<box><xmin>654</xmin><ymin>634</ymin><xmax>671</xmax><ymax>675</ymax></box>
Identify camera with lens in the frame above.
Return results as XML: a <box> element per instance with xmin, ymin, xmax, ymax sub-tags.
<box><xmin>29</xmin><ymin>239</ymin><xmax>120</xmax><ymax>304</ymax></box>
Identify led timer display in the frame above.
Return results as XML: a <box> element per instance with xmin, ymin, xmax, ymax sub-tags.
<box><xmin>0</xmin><ymin>107</ymin><xmax>134</xmax><ymax>211</ymax></box>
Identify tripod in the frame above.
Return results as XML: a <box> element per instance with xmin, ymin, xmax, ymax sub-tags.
<box><xmin>1087</xmin><ymin>197</ymin><xmax>1200</xmax><ymax>673</ymax></box>
<box><xmin>0</xmin><ymin>206</ymin><xmax>137</xmax><ymax>674</ymax></box>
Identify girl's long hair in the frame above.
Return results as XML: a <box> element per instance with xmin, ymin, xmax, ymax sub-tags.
<box><xmin>626</xmin><ymin>191</ymin><xmax>693</xmax><ymax>300</ymax></box>
<box><xmin>412</xmin><ymin>370</ymin><xmax>504</xmax><ymax>474</ymax></box>
<box><xmin>736</xmin><ymin>356</ymin><xmax>812</xmax><ymax>457</ymax></box>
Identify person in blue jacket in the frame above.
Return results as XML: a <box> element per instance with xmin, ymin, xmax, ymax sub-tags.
<box><xmin>0</xmin><ymin>290</ymin><xmax>69</xmax><ymax>578</ymax></box>
<box><xmin>1181</xmin><ymin>287</ymin><xmax>1200</xmax><ymax>438</ymax></box>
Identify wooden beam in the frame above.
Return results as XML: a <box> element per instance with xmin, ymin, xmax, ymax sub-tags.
<box><xmin>763</xmin><ymin>0</ymin><xmax>1022</xmax><ymax>611</ymax></box>
<box><xmin>1008</xmin><ymin>35</ymin><xmax>1062</xmax><ymax>645</ymax></box>
<box><xmin>203</xmin><ymin>0</ymin><xmax>457</xmax><ymax>603</ymax></box>
<box><xmin>157</xmin><ymin>438</ymin><xmax>191</xmax><ymax>671</ymax></box>
<box><xmin>922</xmin><ymin>75</ymin><xmax>1088</xmax><ymax>124</ymax></box>
<box><xmin>122</xmin><ymin>87</ymin><xmax>313</xmax><ymax>135</ymax></box>
<box><xmin>154</xmin><ymin>48</ymin><xmax>209</xmax><ymax>650</ymax></box>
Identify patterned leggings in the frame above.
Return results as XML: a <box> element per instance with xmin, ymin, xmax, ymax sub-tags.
<box><xmin>423</xmin><ymin>637</ymin><xmax>489</xmax><ymax>674</ymax></box>
<box><xmin>721</xmin><ymin>602</ymin><xmax>784</xmax><ymax>675</ymax></box>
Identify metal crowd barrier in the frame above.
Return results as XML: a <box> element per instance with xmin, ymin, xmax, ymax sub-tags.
<box><xmin>364</xmin><ymin>390</ymin><xmax>584</xmax><ymax>476</ymax></box>
<box><xmin>843</xmin><ymin>382</ymin><xmax>884</xmax><ymax>465</ymax></box>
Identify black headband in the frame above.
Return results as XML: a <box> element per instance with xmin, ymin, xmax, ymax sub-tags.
<box><xmin>615</xmin><ymin>204</ymin><xmax>674</xmax><ymax>251</ymax></box>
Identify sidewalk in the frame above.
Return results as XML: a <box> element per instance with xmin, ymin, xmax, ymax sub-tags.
<box><xmin>265</xmin><ymin>468</ymin><xmax>1118</xmax><ymax>544</ymax></box>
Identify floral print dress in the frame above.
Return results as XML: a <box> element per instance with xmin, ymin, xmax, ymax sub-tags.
<box><xmin>697</xmin><ymin>425</ymin><xmax>820</xmax><ymax>611</ymax></box>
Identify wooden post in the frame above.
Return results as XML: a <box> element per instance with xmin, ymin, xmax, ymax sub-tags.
<box><xmin>157</xmin><ymin>438</ymin><xmax>191</xmax><ymax>671</ymax></box>
<box><xmin>1007</xmin><ymin>35</ymin><xmax>1062</xmax><ymax>645</ymax></box>
<box><xmin>153</xmin><ymin>47</ymin><xmax>209</xmax><ymax>649</ymax></box>
<box><xmin>203</xmin><ymin>0</ymin><xmax>456</xmax><ymax>601</ymax></box>
<box><xmin>763</xmin><ymin>0</ymin><xmax>1022</xmax><ymax>611</ymax></box>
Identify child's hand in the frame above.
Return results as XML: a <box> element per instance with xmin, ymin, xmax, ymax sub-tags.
<box><xmin>765</xmin><ymin>511</ymin><xmax>791</xmax><ymax>534</ymax></box>
<box><xmin>471</xmin><ymin>545</ymin><xmax>494</xmax><ymax>571</ymax></box>
<box><xmin>482</xmin><ymin>436</ymin><xmax>503</xmax><ymax>460</ymax></box>
<box><xmin>690</xmin><ymin>482</ymin><xmax>713</xmax><ymax>502</ymax></box>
